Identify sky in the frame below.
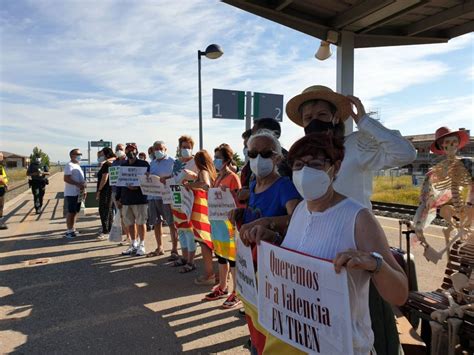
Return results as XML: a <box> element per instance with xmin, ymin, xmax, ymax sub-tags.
<box><xmin>1</xmin><ymin>0</ymin><xmax>473</xmax><ymax>163</ymax></box>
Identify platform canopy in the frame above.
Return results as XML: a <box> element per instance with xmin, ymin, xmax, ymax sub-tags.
<box><xmin>222</xmin><ymin>0</ymin><xmax>474</xmax><ymax>47</ymax></box>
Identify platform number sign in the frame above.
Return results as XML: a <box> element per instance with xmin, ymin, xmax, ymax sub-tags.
<box><xmin>212</xmin><ymin>89</ymin><xmax>245</xmax><ymax>120</ymax></box>
<box><xmin>253</xmin><ymin>92</ymin><xmax>284</xmax><ymax>122</ymax></box>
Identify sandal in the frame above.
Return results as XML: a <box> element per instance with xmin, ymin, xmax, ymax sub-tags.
<box><xmin>167</xmin><ymin>252</ymin><xmax>180</xmax><ymax>261</ymax></box>
<box><xmin>146</xmin><ymin>248</ymin><xmax>164</xmax><ymax>258</ymax></box>
<box><xmin>171</xmin><ymin>258</ymin><xmax>187</xmax><ymax>267</ymax></box>
<box><xmin>179</xmin><ymin>263</ymin><xmax>196</xmax><ymax>273</ymax></box>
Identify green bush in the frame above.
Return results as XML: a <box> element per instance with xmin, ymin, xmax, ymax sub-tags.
<box><xmin>372</xmin><ymin>176</ymin><xmax>420</xmax><ymax>206</ymax></box>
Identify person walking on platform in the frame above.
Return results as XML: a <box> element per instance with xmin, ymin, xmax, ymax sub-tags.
<box><xmin>63</xmin><ymin>149</ymin><xmax>86</xmax><ymax>239</ymax></box>
<box><xmin>27</xmin><ymin>156</ymin><xmax>50</xmax><ymax>214</ymax></box>
<box><xmin>0</xmin><ymin>152</ymin><xmax>8</xmax><ymax>230</ymax></box>
<box><xmin>96</xmin><ymin>147</ymin><xmax>116</xmax><ymax>239</ymax></box>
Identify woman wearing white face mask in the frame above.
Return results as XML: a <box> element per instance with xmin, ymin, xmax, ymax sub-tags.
<box><xmin>232</xmin><ymin>129</ymin><xmax>301</xmax><ymax>354</ymax></box>
<box><xmin>246</xmin><ymin>133</ymin><xmax>408</xmax><ymax>355</ymax></box>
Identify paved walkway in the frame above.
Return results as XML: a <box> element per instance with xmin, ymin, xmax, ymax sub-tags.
<box><xmin>0</xmin><ymin>174</ymin><xmax>248</xmax><ymax>354</ymax></box>
<box><xmin>0</xmin><ymin>173</ymin><xmax>451</xmax><ymax>353</ymax></box>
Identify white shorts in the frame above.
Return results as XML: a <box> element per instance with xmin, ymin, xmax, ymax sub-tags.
<box><xmin>122</xmin><ymin>204</ymin><xmax>148</xmax><ymax>226</ymax></box>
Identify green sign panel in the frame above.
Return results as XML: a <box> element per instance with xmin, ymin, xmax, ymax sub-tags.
<box><xmin>212</xmin><ymin>89</ymin><xmax>245</xmax><ymax>120</ymax></box>
<box><xmin>253</xmin><ymin>92</ymin><xmax>284</xmax><ymax>122</ymax></box>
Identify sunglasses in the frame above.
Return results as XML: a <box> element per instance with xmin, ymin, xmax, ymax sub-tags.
<box><xmin>247</xmin><ymin>150</ymin><xmax>276</xmax><ymax>159</ymax></box>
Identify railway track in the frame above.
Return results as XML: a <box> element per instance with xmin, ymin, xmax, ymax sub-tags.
<box><xmin>371</xmin><ymin>201</ymin><xmax>444</xmax><ymax>224</ymax></box>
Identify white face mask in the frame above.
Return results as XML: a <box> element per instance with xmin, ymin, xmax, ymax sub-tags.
<box><xmin>292</xmin><ymin>166</ymin><xmax>332</xmax><ymax>201</ymax></box>
<box><xmin>249</xmin><ymin>155</ymin><xmax>274</xmax><ymax>178</ymax></box>
<box><xmin>155</xmin><ymin>150</ymin><xmax>166</xmax><ymax>160</ymax></box>
<box><xmin>181</xmin><ymin>148</ymin><xmax>192</xmax><ymax>158</ymax></box>
<box><xmin>116</xmin><ymin>150</ymin><xmax>125</xmax><ymax>159</ymax></box>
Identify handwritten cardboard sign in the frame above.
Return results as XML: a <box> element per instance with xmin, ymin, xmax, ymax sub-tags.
<box><xmin>235</xmin><ymin>234</ymin><xmax>258</xmax><ymax>307</ymax></box>
<box><xmin>138</xmin><ymin>175</ymin><xmax>161</xmax><ymax>196</ymax></box>
<box><xmin>208</xmin><ymin>188</ymin><xmax>236</xmax><ymax>220</ymax></box>
<box><xmin>257</xmin><ymin>242</ymin><xmax>353</xmax><ymax>355</ymax></box>
<box><xmin>108</xmin><ymin>166</ymin><xmax>120</xmax><ymax>186</ymax></box>
<box><xmin>169</xmin><ymin>184</ymin><xmax>194</xmax><ymax>221</ymax></box>
<box><xmin>116</xmin><ymin>166</ymin><xmax>148</xmax><ymax>187</ymax></box>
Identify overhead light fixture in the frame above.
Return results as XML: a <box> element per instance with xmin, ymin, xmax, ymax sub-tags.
<box><xmin>315</xmin><ymin>30</ymin><xmax>339</xmax><ymax>61</ymax></box>
<box><xmin>315</xmin><ymin>41</ymin><xmax>332</xmax><ymax>60</ymax></box>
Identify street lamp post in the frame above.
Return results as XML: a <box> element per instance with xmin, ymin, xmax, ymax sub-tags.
<box><xmin>198</xmin><ymin>44</ymin><xmax>223</xmax><ymax>150</ymax></box>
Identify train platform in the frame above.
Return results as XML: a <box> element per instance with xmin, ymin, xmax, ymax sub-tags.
<box><xmin>0</xmin><ymin>173</ymin><xmax>449</xmax><ymax>353</ymax></box>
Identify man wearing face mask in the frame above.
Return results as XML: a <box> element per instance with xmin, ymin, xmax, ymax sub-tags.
<box><xmin>286</xmin><ymin>85</ymin><xmax>416</xmax><ymax>209</ymax></box>
<box><xmin>63</xmin><ymin>149</ymin><xmax>86</xmax><ymax>239</ymax></box>
<box><xmin>116</xmin><ymin>144</ymin><xmax>150</xmax><ymax>256</ymax></box>
<box><xmin>27</xmin><ymin>156</ymin><xmax>50</xmax><ymax>214</ymax></box>
<box><xmin>285</xmin><ymin>86</ymin><xmax>416</xmax><ymax>355</ymax></box>
<box><xmin>146</xmin><ymin>140</ymin><xmax>178</xmax><ymax>259</ymax></box>
<box><xmin>0</xmin><ymin>152</ymin><xmax>8</xmax><ymax>230</ymax></box>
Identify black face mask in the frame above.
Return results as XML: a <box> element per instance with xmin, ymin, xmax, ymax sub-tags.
<box><xmin>126</xmin><ymin>151</ymin><xmax>136</xmax><ymax>160</ymax></box>
<box><xmin>304</xmin><ymin>119</ymin><xmax>335</xmax><ymax>135</ymax></box>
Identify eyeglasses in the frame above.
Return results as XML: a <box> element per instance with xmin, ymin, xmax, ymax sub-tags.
<box><xmin>292</xmin><ymin>159</ymin><xmax>331</xmax><ymax>171</ymax></box>
<box><xmin>247</xmin><ymin>150</ymin><xmax>276</xmax><ymax>159</ymax></box>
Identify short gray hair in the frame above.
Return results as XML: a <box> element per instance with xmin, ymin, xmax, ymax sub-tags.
<box><xmin>247</xmin><ymin>129</ymin><xmax>282</xmax><ymax>157</ymax></box>
<box><xmin>153</xmin><ymin>140</ymin><xmax>166</xmax><ymax>147</ymax></box>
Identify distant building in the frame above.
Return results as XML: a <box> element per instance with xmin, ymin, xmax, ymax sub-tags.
<box><xmin>0</xmin><ymin>151</ymin><xmax>30</xmax><ymax>168</ymax></box>
<box><xmin>404</xmin><ymin>129</ymin><xmax>474</xmax><ymax>174</ymax></box>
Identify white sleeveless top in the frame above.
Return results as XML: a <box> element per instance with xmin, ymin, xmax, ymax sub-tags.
<box><xmin>281</xmin><ymin>198</ymin><xmax>374</xmax><ymax>355</ymax></box>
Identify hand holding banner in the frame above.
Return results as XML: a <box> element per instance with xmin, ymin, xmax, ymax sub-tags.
<box><xmin>257</xmin><ymin>242</ymin><xmax>353</xmax><ymax>355</ymax></box>
<box><xmin>116</xmin><ymin>167</ymin><xmax>147</xmax><ymax>187</ymax></box>
<box><xmin>208</xmin><ymin>187</ymin><xmax>236</xmax><ymax>220</ymax></box>
<box><xmin>235</xmin><ymin>235</ymin><xmax>258</xmax><ymax>307</ymax></box>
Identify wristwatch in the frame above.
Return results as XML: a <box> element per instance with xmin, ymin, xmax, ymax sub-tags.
<box><xmin>369</xmin><ymin>252</ymin><xmax>383</xmax><ymax>274</ymax></box>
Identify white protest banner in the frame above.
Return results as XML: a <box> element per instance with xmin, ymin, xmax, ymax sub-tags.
<box><xmin>208</xmin><ymin>188</ymin><xmax>236</xmax><ymax>220</ymax></box>
<box><xmin>161</xmin><ymin>179</ymin><xmax>173</xmax><ymax>204</ymax></box>
<box><xmin>257</xmin><ymin>242</ymin><xmax>353</xmax><ymax>355</ymax></box>
<box><xmin>116</xmin><ymin>166</ymin><xmax>147</xmax><ymax>187</ymax></box>
<box><xmin>169</xmin><ymin>184</ymin><xmax>194</xmax><ymax>220</ymax></box>
<box><xmin>108</xmin><ymin>166</ymin><xmax>120</xmax><ymax>186</ymax></box>
<box><xmin>138</xmin><ymin>175</ymin><xmax>165</xmax><ymax>196</ymax></box>
<box><xmin>235</xmin><ymin>234</ymin><xmax>258</xmax><ymax>307</ymax></box>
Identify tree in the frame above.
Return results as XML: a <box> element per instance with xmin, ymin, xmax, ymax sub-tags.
<box><xmin>233</xmin><ymin>153</ymin><xmax>244</xmax><ymax>168</ymax></box>
<box><xmin>30</xmin><ymin>147</ymin><xmax>50</xmax><ymax>167</ymax></box>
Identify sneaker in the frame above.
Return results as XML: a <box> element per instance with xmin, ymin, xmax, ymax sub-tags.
<box><xmin>121</xmin><ymin>245</ymin><xmax>137</xmax><ymax>256</ymax></box>
<box><xmin>98</xmin><ymin>233</ymin><xmax>108</xmax><ymax>240</ymax></box>
<box><xmin>205</xmin><ymin>287</ymin><xmax>229</xmax><ymax>301</ymax></box>
<box><xmin>135</xmin><ymin>244</ymin><xmax>146</xmax><ymax>256</ymax></box>
<box><xmin>222</xmin><ymin>292</ymin><xmax>242</xmax><ymax>309</ymax></box>
<box><xmin>65</xmin><ymin>231</ymin><xmax>76</xmax><ymax>239</ymax></box>
<box><xmin>0</xmin><ymin>222</ymin><xmax>7</xmax><ymax>230</ymax></box>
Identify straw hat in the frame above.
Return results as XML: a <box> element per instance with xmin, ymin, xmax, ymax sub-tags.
<box><xmin>430</xmin><ymin>126</ymin><xmax>469</xmax><ymax>155</ymax></box>
<box><xmin>286</xmin><ymin>85</ymin><xmax>352</xmax><ymax>127</ymax></box>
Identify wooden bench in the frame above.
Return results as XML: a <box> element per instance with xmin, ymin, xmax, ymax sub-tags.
<box><xmin>403</xmin><ymin>240</ymin><xmax>474</xmax><ymax>353</ymax></box>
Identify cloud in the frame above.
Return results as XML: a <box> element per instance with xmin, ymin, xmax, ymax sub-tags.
<box><xmin>0</xmin><ymin>1</ymin><xmax>472</xmax><ymax>161</ymax></box>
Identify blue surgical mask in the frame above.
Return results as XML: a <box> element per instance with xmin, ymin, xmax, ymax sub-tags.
<box><xmin>214</xmin><ymin>158</ymin><xmax>224</xmax><ymax>171</ymax></box>
<box><xmin>97</xmin><ymin>156</ymin><xmax>105</xmax><ymax>163</ymax></box>
<box><xmin>155</xmin><ymin>150</ymin><xmax>166</xmax><ymax>160</ymax></box>
<box><xmin>181</xmin><ymin>148</ymin><xmax>192</xmax><ymax>158</ymax></box>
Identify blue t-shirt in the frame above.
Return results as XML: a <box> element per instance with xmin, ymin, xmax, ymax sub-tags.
<box><xmin>244</xmin><ymin>176</ymin><xmax>301</xmax><ymax>224</ymax></box>
<box><xmin>148</xmin><ymin>156</ymin><xmax>175</xmax><ymax>200</ymax></box>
